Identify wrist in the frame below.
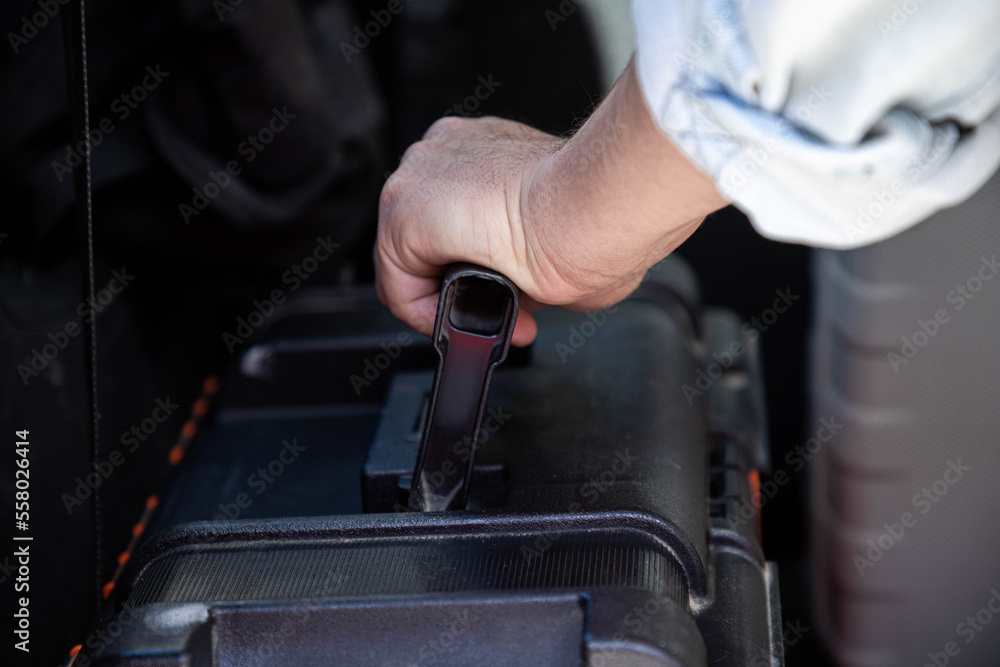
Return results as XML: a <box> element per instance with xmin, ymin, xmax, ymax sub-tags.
<box><xmin>517</xmin><ymin>60</ymin><xmax>726</xmax><ymax>305</ymax></box>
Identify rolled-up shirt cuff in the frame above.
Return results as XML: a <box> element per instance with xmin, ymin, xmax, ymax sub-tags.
<box><xmin>632</xmin><ymin>0</ymin><xmax>1000</xmax><ymax>249</ymax></box>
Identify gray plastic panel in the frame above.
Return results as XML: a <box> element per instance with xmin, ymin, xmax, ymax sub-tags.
<box><xmin>811</xmin><ymin>167</ymin><xmax>1000</xmax><ymax>666</ymax></box>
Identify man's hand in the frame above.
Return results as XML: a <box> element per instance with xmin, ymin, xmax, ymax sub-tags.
<box><xmin>375</xmin><ymin>59</ymin><xmax>727</xmax><ymax>346</ymax></box>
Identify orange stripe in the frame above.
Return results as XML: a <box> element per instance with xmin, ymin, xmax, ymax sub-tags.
<box><xmin>748</xmin><ymin>469</ymin><xmax>763</xmax><ymax>545</ymax></box>
<box><xmin>70</xmin><ymin>376</ymin><xmax>221</xmax><ymax>667</ymax></box>
<box><xmin>169</xmin><ymin>445</ymin><xmax>185</xmax><ymax>466</ymax></box>
<box><xmin>203</xmin><ymin>375</ymin><xmax>221</xmax><ymax>395</ymax></box>
<box><xmin>748</xmin><ymin>469</ymin><xmax>761</xmax><ymax>508</ymax></box>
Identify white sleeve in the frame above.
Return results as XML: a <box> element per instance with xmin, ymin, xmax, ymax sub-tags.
<box><xmin>632</xmin><ymin>0</ymin><xmax>1000</xmax><ymax>248</ymax></box>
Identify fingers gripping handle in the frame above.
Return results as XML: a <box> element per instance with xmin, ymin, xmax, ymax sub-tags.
<box><xmin>408</xmin><ymin>264</ymin><xmax>520</xmax><ymax>512</ymax></box>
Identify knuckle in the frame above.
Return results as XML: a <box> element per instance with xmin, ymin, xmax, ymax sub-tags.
<box><xmin>399</xmin><ymin>139</ymin><xmax>430</xmax><ymax>165</ymax></box>
<box><xmin>374</xmin><ymin>228</ymin><xmax>395</xmax><ymax>268</ymax></box>
<box><xmin>424</xmin><ymin>115</ymin><xmax>466</xmax><ymax>138</ymax></box>
<box><xmin>378</xmin><ymin>179</ymin><xmax>401</xmax><ymax>220</ymax></box>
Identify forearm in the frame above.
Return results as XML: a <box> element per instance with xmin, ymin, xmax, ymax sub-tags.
<box><xmin>522</xmin><ymin>60</ymin><xmax>727</xmax><ymax>302</ymax></box>
<box><xmin>376</xmin><ymin>59</ymin><xmax>728</xmax><ymax>344</ymax></box>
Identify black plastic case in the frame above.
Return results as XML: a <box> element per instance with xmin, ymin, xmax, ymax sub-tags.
<box><xmin>89</xmin><ymin>257</ymin><xmax>781</xmax><ymax>666</ymax></box>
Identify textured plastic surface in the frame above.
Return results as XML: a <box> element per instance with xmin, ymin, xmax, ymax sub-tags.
<box><xmin>811</xmin><ymin>168</ymin><xmax>1000</xmax><ymax>666</ymax></box>
<box><xmin>88</xmin><ymin>257</ymin><xmax>782</xmax><ymax>666</ymax></box>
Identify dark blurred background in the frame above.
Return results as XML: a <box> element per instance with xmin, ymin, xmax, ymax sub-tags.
<box><xmin>0</xmin><ymin>1</ymin><xmax>820</xmax><ymax>664</ymax></box>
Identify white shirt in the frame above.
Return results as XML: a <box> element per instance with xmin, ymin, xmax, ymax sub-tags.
<box><xmin>633</xmin><ymin>0</ymin><xmax>1000</xmax><ymax>248</ymax></box>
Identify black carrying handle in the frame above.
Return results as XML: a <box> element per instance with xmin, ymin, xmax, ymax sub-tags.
<box><xmin>408</xmin><ymin>264</ymin><xmax>520</xmax><ymax>511</ymax></box>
